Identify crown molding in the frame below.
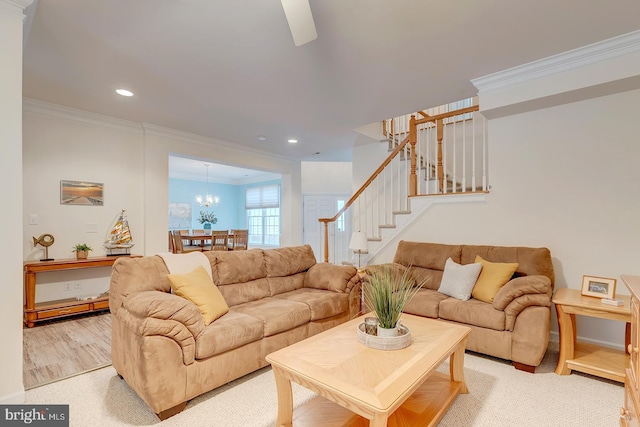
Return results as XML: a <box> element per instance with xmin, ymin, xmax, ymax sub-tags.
<box><xmin>23</xmin><ymin>98</ymin><xmax>299</xmax><ymax>165</ymax></box>
<box><xmin>23</xmin><ymin>98</ymin><xmax>144</xmax><ymax>133</ymax></box>
<box><xmin>472</xmin><ymin>30</ymin><xmax>640</xmax><ymax>93</ymax></box>
<box><xmin>0</xmin><ymin>0</ymin><xmax>33</xmax><ymax>17</ymax></box>
<box><xmin>141</xmin><ymin>123</ymin><xmax>299</xmax><ymax>164</ymax></box>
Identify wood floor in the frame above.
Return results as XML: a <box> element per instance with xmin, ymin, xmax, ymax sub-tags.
<box><xmin>23</xmin><ymin>312</ymin><xmax>112</xmax><ymax>390</ymax></box>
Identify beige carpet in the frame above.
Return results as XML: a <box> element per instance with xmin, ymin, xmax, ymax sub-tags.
<box><xmin>23</xmin><ymin>312</ymin><xmax>112</xmax><ymax>390</ymax></box>
<box><xmin>24</xmin><ymin>341</ymin><xmax>623</xmax><ymax>426</ymax></box>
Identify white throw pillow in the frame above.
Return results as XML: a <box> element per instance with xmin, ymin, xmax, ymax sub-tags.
<box><xmin>438</xmin><ymin>257</ymin><xmax>483</xmax><ymax>300</ymax></box>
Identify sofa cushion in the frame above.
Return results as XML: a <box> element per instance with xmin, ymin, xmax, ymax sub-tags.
<box><xmin>194</xmin><ymin>311</ymin><xmax>264</xmax><ymax>359</ymax></box>
<box><xmin>208</xmin><ymin>249</ymin><xmax>266</xmax><ymax>285</ymax></box>
<box><xmin>304</xmin><ymin>263</ymin><xmax>356</xmax><ymax>292</ymax></box>
<box><xmin>460</xmin><ymin>245</ymin><xmax>554</xmax><ymax>285</ymax></box>
<box><xmin>217</xmin><ymin>278</ymin><xmax>271</xmax><ymax>307</ymax></box>
<box><xmin>393</xmin><ymin>240</ymin><xmax>462</xmax><ymax>270</ymax></box>
<box><xmin>264</xmin><ymin>245</ymin><xmax>316</xmax><ymax>278</ymax></box>
<box><xmin>439</xmin><ymin>297</ymin><xmax>506</xmax><ymax>331</ymax></box>
<box><xmin>231</xmin><ymin>297</ymin><xmax>311</xmax><ymax>337</ymax></box>
<box><xmin>471</xmin><ymin>256</ymin><xmax>519</xmax><ymax>303</ymax></box>
<box><xmin>402</xmin><ymin>288</ymin><xmax>450</xmax><ymax>318</ymax></box>
<box><xmin>437</xmin><ymin>258</ymin><xmax>482</xmax><ymax>300</ymax></box>
<box><xmin>273</xmin><ymin>288</ymin><xmax>349</xmax><ymax>321</ymax></box>
<box><xmin>166</xmin><ymin>266</ymin><xmax>229</xmax><ymax>326</ymax></box>
<box><xmin>267</xmin><ymin>272</ymin><xmax>306</xmax><ymax>296</ymax></box>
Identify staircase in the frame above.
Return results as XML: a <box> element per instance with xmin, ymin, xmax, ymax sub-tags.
<box><xmin>319</xmin><ymin>98</ymin><xmax>489</xmax><ymax>265</ymax></box>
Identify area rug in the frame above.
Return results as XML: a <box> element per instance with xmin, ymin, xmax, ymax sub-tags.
<box><xmin>23</xmin><ymin>312</ymin><xmax>111</xmax><ymax>390</ymax></box>
<box><xmin>25</xmin><ymin>341</ymin><xmax>623</xmax><ymax>426</ymax></box>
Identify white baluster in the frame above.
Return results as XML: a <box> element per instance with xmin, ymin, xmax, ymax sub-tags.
<box><xmin>453</xmin><ymin>114</ymin><xmax>457</xmax><ymax>193</ymax></box>
<box><xmin>482</xmin><ymin>116</ymin><xmax>487</xmax><ymax>191</ymax></box>
<box><xmin>462</xmin><ymin>114</ymin><xmax>467</xmax><ymax>192</ymax></box>
<box><xmin>472</xmin><ymin>111</ymin><xmax>476</xmax><ymax>191</ymax></box>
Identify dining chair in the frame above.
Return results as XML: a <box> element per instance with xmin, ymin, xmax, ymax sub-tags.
<box><xmin>209</xmin><ymin>230</ymin><xmax>229</xmax><ymax>251</ymax></box>
<box><xmin>230</xmin><ymin>229</ymin><xmax>248</xmax><ymax>251</ymax></box>
<box><xmin>168</xmin><ymin>230</ymin><xmax>175</xmax><ymax>253</ymax></box>
<box><xmin>172</xmin><ymin>230</ymin><xmax>203</xmax><ymax>253</ymax></box>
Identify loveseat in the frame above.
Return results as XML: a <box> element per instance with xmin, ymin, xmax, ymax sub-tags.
<box><xmin>365</xmin><ymin>240</ymin><xmax>554</xmax><ymax>372</ymax></box>
<box><xmin>109</xmin><ymin>245</ymin><xmax>361</xmax><ymax>419</ymax></box>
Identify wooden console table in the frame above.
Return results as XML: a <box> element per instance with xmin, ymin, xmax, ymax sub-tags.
<box><xmin>24</xmin><ymin>256</ymin><xmax>133</xmax><ymax>327</ymax></box>
<box><xmin>553</xmin><ymin>287</ymin><xmax>631</xmax><ymax>382</ymax></box>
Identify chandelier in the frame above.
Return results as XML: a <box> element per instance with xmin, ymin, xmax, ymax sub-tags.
<box><xmin>196</xmin><ymin>164</ymin><xmax>219</xmax><ymax>207</ymax></box>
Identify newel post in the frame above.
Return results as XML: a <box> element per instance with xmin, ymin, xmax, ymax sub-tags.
<box><xmin>436</xmin><ymin>118</ymin><xmax>444</xmax><ymax>193</ymax></box>
<box><xmin>320</xmin><ymin>219</ymin><xmax>330</xmax><ymax>263</ymax></box>
<box><xmin>409</xmin><ymin>115</ymin><xmax>417</xmax><ymax>196</ymax></box>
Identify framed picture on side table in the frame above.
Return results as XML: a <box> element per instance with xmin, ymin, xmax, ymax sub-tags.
<box><xmin>581</xmin><ymin>275</ymin><xmax>616</xmax><ymax>299</ymax></box>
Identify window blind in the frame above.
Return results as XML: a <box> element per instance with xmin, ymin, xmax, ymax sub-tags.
<box><xmin>245</xmin><ymin>184</ymin><xmax>280</xmax><ymax>209</ymax></box>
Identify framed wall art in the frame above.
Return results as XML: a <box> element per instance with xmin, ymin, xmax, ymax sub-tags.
<box><xmin>60</xmin><ymin>180</ymin><xmax>104</xmax><ymax>206</ymax></box>
<box><xmin>581</xmin><ymin>275</ymin><xmax>616</xmax><ymax>299</ymax></box>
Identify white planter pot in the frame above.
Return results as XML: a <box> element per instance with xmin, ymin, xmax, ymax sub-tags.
<box><xmin>377</xmin><ymin>325</ymin><xmax>399</xmax><ymax>337</ymax></box>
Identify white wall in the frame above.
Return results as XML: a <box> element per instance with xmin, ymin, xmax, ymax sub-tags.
<box><xmin>364</xmin><ymin>88</ymin><xmax>640</xmax><ymax>348</ymax></box>
<box><xmin>301</xmin><ymin>161</ymin><xmax>352</xmax><ymax>194</ymax></box>
<box><xmin>20</xmin><ymin>103</ymin><xmax>304</xmax><ymax>308</ymax></box>
<box><xmin>1</xmin><ymin>0</ymin><xmax>30</xmax><ymax>404</ymax></box>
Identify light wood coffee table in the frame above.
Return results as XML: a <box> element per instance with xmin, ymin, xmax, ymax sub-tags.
<box><xmin>265</xmin><ymin>313</ymin><xmax>471</xmax><ymax>427</ymax></box>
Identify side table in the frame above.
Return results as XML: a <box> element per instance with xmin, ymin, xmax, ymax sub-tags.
<box><xmin>553</xmin><ymin>287</ymin><xmax>631</xmax><ymax>382</ymax></box>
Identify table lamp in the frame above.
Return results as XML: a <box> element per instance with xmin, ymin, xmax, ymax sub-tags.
<box><xmin>349</xmin><ymin>231</ymin><xmax>368</xmax><ymax>270</ymax></box>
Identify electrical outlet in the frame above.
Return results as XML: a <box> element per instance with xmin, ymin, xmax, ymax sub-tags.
<box><xmin>74</xmin><ymin>283</ymin><xmax>82</xmax><ymax>290</ymax></box>
<box><xmin>65</xmin><ymin>283</ymin><xmax>72</xmax><ymax>291</ymax></box>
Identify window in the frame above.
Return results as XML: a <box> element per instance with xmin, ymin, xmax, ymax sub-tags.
<box><xmin>246</xmin><ymin>184</ymin><xmax>280</xmax><ymax>246</ymax></box>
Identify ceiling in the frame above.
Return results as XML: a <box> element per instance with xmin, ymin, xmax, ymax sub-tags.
<box><xmin>22</xmin><ymin>0</ymin><xmax>640</xmax><ymax>163</ymax></box>
<box><xmin>169</xmin><ymin>155</ymin><xmax>281</xmax><ymax>184</ymax></box>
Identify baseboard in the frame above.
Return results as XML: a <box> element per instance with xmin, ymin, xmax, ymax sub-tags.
<box><xmin>549</xmin><ymin>330</ymin><xmax>625</xmax><ymax>352</ymax></box>
<box><xmin>0</xmin><ymin>389</ymin><xmax>25</xmax><ymax>404</ymax></box>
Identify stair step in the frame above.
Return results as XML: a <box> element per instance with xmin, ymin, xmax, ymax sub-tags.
<box><xmin>379</xmin><ymin>224</ymin><xmax>396</xmax><ymax>229</ymax></box>
<box><xmin>392</xmin><ymin>210</ymin><xmax>411</xmax><ymax>215</ymax></box>
<box><xmin>368</xmin><ymin>237</ymin><xmax>382</xmax><ymax>242</ymax></box>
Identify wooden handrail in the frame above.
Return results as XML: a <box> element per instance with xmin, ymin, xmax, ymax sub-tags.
<box><xmin>318</xmin><ymin>135</ymin><xmax>411</xmax><ymax>262</ymax></box>
<box><xmin>320</xmin><ymin>103</ymin><xmax>483</xmax><ymax>263</ymax></box>
<box><xmin>415</xmin><ymin>105</ymin><xmax>479</xmax><ymax>125</ymax></box>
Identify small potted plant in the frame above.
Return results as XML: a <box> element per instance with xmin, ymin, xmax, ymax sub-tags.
<box><xmin>362</xmin><ymin>264</ymin><xmax>424</xmax><ymax>337</ymax></box>
<box><xmin>198</xmin><ymin>210</ymin><xmax>218</xmax><ymax>230</ymax></box>
<box><xmin>72</xmin><ymin>243</ymin><xmax>92</xmax><ymax>260</ymax></box>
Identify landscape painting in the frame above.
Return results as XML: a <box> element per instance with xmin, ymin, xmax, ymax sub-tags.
<box><xmin>60</xmin><ymin>180</ymin><xmax>104</xmax><ymax>205</ymax></box>
<box><xmin>169</xmin><ymin>202</ymin><xmax>192</xmax><ymax>229</ymax></box>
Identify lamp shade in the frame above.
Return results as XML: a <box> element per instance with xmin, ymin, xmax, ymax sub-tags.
<box><xmin>349</xmin><ymin>232</ymin><xmax>368</xmax><ymax>253</ymax></box>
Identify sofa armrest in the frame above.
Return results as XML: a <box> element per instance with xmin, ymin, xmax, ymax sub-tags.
<box><xmin>114</xmin><ymin>290</ymin><xmax>205</xmax><ymax>365</ymax></box>
<box><xmin>492</xmin><ymin>275</ymin><xmax>552</xmax><ymax>331</ymax></box>
<box><xmin>304</xmin><ymin>263</ymin><xmax>359</xmax><ymax>293</ymax></box>
<box><xmin>492</xmin><ymin>275</ymin><xmax>552</xmax><ymax>311</ymax></box>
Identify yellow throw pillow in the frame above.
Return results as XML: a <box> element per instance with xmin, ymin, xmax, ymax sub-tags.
<box><xmin>167</xmin><ymin>266</ymin><xmax>229</xmax><ymax>325</ymax></box>
<box><xmin>471</xmin><ymin>255</ymin><xmax>519</xmax><ymax>303</ymax></box>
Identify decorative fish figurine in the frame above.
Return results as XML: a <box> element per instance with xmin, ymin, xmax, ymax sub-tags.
<box><xmin>33</xmin><ymin>233</ymin><xmax>55</xmax><ymax>248</ymax></box>
<box><xmin>33</xmin><ymin>233</ymin><xmax>55</xmax><ymax>261</ymax></box>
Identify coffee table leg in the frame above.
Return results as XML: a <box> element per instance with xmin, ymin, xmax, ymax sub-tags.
<box><xmin>450</xmin><ymin>338</ymin><xmax>468</xmax><ymax>394</ymax></box>
<box><xmin>370</xmin><ymin>412</ymin><xmax>389</xmax><ymax>427</ymax></box>
<box><xmin>272</xmin><ymin>366</ymin><xmax>294</xmax><ymax>427</ymax></box>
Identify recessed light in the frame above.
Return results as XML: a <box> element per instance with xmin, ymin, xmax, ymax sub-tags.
<box><xmin>288</xmin><ymin>139</ymin><xmax>298</xmax><ymax>144</ymax></box>
<box><xmin>258</xmin><ymin>135</ymin><xmax>266</xmax><ymax>141</ymax></box>
<box><xmin>116</xmin><ymin>89</ymin><xmax>134</xmax><ymax>97</ymax></box>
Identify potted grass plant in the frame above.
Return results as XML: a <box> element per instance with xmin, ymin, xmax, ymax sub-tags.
<box><xmin>72</xmin><ymin>243</ymin><xmax>92</xmax><ymax>260</ymax></box>
<box><xmin>362</xmin><ymin>264</ymin><xmax>424</xmax><ymax>337</ymax></box>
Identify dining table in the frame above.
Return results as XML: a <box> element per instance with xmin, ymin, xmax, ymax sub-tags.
<box><xmin>180</xmin><ymin>232</ymin><xmax>235</xmax><ymax>249</ymax></box>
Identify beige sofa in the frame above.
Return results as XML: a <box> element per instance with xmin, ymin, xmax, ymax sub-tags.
<box><xmin>365</xmin><ymin>240</ymin><xmax>554</xmax><ymax>372</ymax></box>
<box><xmin>109</xmin><ymin>245</ymin><xmax>361</xmax><ymax>419</ymax></box>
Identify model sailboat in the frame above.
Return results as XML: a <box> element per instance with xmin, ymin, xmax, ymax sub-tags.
<box><xmin>104</xmin><ymin>209</ymin><xmax>134</xmax><ymax>256</ymax></box>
